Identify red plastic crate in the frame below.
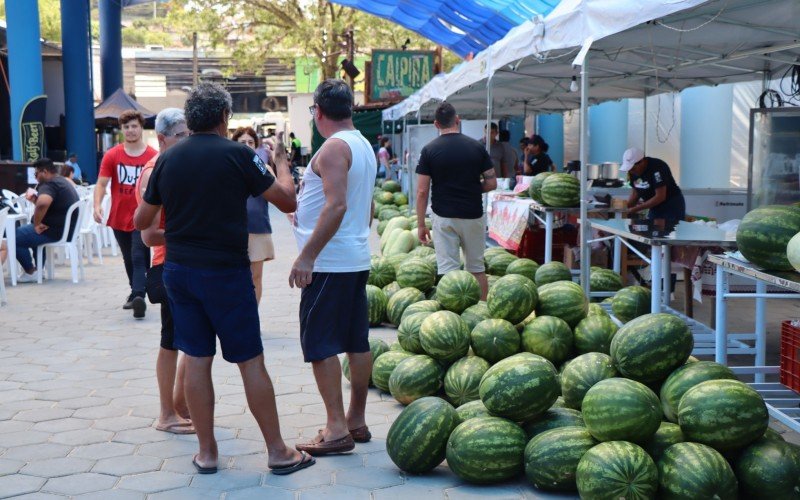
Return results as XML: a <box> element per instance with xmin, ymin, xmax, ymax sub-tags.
<box><xmin>780</xmin><ymin>320</ymin><xmax>800</xmax><ymax>393</ymax></box>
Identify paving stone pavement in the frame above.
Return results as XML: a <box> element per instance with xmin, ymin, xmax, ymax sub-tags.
<box><xmin>1</xmin><ymin>207</ymin><xmax>798</xmax><ymax>499</ymax></box>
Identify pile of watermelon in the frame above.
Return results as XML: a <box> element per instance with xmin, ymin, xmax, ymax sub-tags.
<box><xmin>735</xmin><ymin>204</ymin><xmax>800</xmax><ymax>273</ymax></box>
<box><xmin>528</xmin><ymin>172</ymin><xmax>580</xmax><ymax>208</ymax></box>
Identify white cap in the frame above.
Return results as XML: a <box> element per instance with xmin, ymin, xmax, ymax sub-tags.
<box><xmin>620</xmin><ymin>147</ymin><xmax>645</xmax><ymax>172</ymax></box>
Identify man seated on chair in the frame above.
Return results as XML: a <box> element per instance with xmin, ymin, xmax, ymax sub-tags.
<box><xmin>15</xmin><ymin>158</ymin><xmax>80</xmax><ymax>283</ymax></box>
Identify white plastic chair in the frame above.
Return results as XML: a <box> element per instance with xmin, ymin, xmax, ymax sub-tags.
<box><xmin>79</xmin><ymin>196</ymin><xmax>103</xmax><ymax>264</ymax></box>
<box><xmin>36</xmin><ymin>200</ymin><xmax>84</xmax><ymax>284</ymax></box>
<box><xmin>99</xmin><ymin>193</ymin><xmax>119</xmax><ymax>256</ymax></box>
<box><xmin>0</xmin><ymin>207</ymin><xmax>8</xmax><ymax>305</ymax></box>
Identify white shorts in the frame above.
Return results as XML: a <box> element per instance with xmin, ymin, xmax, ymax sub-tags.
<box><xmin>248</xmin><ymin>233</ymin><xmax>275</xmax><ymax>262</ymax></box>
<box><xmin>431</xmin><ymin>214</ymin><xmax>486</xmax><ymax>274</ymax></box>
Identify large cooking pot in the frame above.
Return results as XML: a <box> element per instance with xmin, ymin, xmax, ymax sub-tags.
<box><xmin>587</xmin><ymin>164</ymin><xmax>601</xmax><ymax>180</ymax></box>
<box><xmin>601</xmin><ymin>162</ymin><xmax>621</xmax><ymax>179</ymax></box>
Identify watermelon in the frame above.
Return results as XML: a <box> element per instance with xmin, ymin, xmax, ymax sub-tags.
<box><xmin>396</xmin><ymin>257</ymin><xmax>436</xmax><ymax>292</ymax></box>
<box><xmin>677</xmin><ymin>379</ymin><xmax>768</xmax><ymax>451</ymax></box>
<box><xmin>577</xmin><ymin>441</ymin><xmax>657</xmax><ymax>500</ymax></box>
<box><xmin>386</xmin><ymin>396</ymin><xmax>459</xmax><ymax>474</ymax></box>
<box><xmin>409</xmin><ymin>245</ymin><xmax>434</xmax><ymax>258</ymax></box>
<box><xmin>505</xmin><ymin>258</ymin><xmax>539</xmax><ymax>281</ymax></box>
<box><xmin>376</xmin><ymin>220</ymin><xmax>388</xmax><ymax>235</ymax></box>
<box><xmin>609</xmin><ymin>313</ymin><xmax>692</xmax><ymax>383</ymax></box>
<box><xmin>763</xmin><ymin>427</ymin><xmax>786</xmax><ymax>442</ymax></box>
<box><xmin>446</xmin><ymin>416</ymin><xmax>527</xmax><ymax>484</ymax></box>
<box><xmin>734</xmin><ymin>438</ymin><xmax>800</xmax><ymax>499</ymax></box>
<box><xmin>520</xmin><ymin>315</ymin><xmax>574</xmax><ymax>365</ymax></box>
<box><xmin>587</xmin><ymin>302</ymin><xmax>609</xmax><ymax>318</ymax></box>
<box><xmin>378</xmin><ymin>206</ymin><xmax>401</xmax><ymax>221</ymax></box>
<box><xmin>470</xmin><ymin>319</ymin><xmax>520</xmax><ymax>364</ymax></box>
<box><xmin>528</xmin><ymin>171</ymin><xmax>553</xmax><ymax>203</ymax></box>
<box><xmin>582</xmin><ymin>378</ymin><xmax>662</xmax><ymax>443</ymax></box>
<box><xmin>388</xmin><ymin>355</ymin><xmax>444</xmax><ymax>405</ymax></box>
<box><xmin>382</xmin><ymin>281</ymin><xmax>401</xmax><ymax>299</ymax></box>
<box><xmin>551</xmin><ymin>396</ymin><xmax>566</xmax><ymax>408</ymax></box>
<box><xmin>484</xmin><ymin>247</ymin><xmax>509</xmax><ymax>263</ymax></box>
<box><xmin>514</xmin><ymin>309</ymin><xmax>537</xmax><ymax>332</ymax></box>
<box><xmin>436</xmin><ymin>270</ymin><xmax>481</xmax><ymax>314</ymax></box>
<box><xmin>400</xmin><ymin>299</ymin><xmax>441</xmax><ymax>323</ymax></box>
<box><xmin>385</xmin><ymin>253</ymin><xmax>410</xmax><ymax>273</ymax></box>
<box><xmin>643</xmin><ymin>421</ymin><xmax>685</xmax><ymax>463</ymax></box>
<box><xmin>371</xmin><ymin>351</ymin><xmax>414</xmax><ymax>392</ymax></box>
<box><xmin>534</xmin><ymin>261</ymin><xmax>573</xmax><ymax>286</ymax></box>
<box><xmin>478</xmin><ymin>352</ymin><xmax>559</xmax><ymax>421</ymax></box>
<box><xmin>573</xmin><ymin>314</ymin><xmax>618</xmax><ymax>354</ymax></box>
<box><xmin>525</xmin><ymin>426</ymin><xmax>597</xmax><ymax>492</ymax></box>
<box><xmin>365</xmin><ymin>285</ymin><xmax>388</xmax><ymax>326</ymax></box>
<box><xmin>455</xmin><ymin>400</ymin><xmax>492</xmax><ymax>421</ymax></box>
<box><xmin>383</xmin><ymin>230</ymin><xmax>415</xmax><ymax>255</ymax></box>
<box><xmin>560</xmin><ymin>352</ymin><xmax>618</xmax><ymax>410</ymax></box>
<box><xmin>444</xmin><ymin>356</ymin><xmax>491</xmax><ymax>406</ymax></box>
<box><xmin>787</xmin><ymin>231</ymin><xmax>800</xmax><ymax>272</ymax></box>
<box><xmin>590</xmin><ymin>268</ymin><xmax>624</xmax><ymax>292</ymax></box>
<box><xmin>611</xmin><ymin>286</ymin><xmax>651</xmax><ymax>323</ymax></box>
<box><xmin>380</xmin><ymin>217</ymin><xmax>411</xmax><ymax>246</ymax></box>
<box><xmin>486</xmin><ymin>252</ymin><xmax>518</xmax><ymax>276</ymax></box>
<box><xmin>367</xmin><ymin>258</ymin><xmax>396</xmax><ymax>288</ymax></box>
<box><xmin>536</xmin><ymin>280</ymin><xmax>588</xmax><ymax>328</ymax></box>
<box><xmin>388</xmin><ymin>341</ymin><xmax>404</xmax><ymax>351</ymax></box>
<box><xmin>382</xmin><ymin>179</ymin><xmax>401</xmax><ymax>193</ymax></box>
<box><xmin>487</xmin><ymin>274</ymin><xmax>538</xmax><ymax>325</ymax></box>
<box><xmin>392</xmin><ymin>192</ymin><xmax>408</xmax><ymax>206</ymax></box>
<box><xmin>397</xmin><ymin>312</ymin><xmax>433</xmax><ymax>354</ymax></box>
<box><xmin>419</xmin><ymin>311</ymin><xmax>471</xmax><ymax>364</ymax></box>
<box><xmin>386</xmin><ymin>287</ymin><xmax>425</xmax><ymax>326</ymax></box>
<box><xmin>541</xmin><ymin>173</ymin><xmax>580</xmax><ymax>207</ymax></box>
<box><xmin>486</xmin><ymin>274</ymin><xmax>499</xmax><ymax>289</ymax></box>
<box><xmin>460</xmin><ymin>302</ymin><xmax>491</xmax><ymax>331</ymax></box>
<box><xmin>736</xmin><ymin>205</ymin><xmax>800</xmax><ymax>271</ymax></box>
<box><xmin>659</xmin><ymin>361</ymin><xmax>737</xmax><ymax>422</ymax></box>
<box><xmin>522</xmin><ymin>407</ymin><xmax>585</xmax><ymax>439</ymax></box>
<box><xmin>657</xmin><ymin>442</ymin><xmax>738</xmax><ymax>500</ymax></box>
<box><xmin>344</xmin><ymin>338</ymin><xmax>389</xmax><ymax>384</ymax></box>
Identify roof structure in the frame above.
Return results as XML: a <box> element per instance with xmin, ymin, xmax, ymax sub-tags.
<box><xmin>330</xmin><ymin>0</ymin><xmax>560</xmax><ymax>57</ymax></box>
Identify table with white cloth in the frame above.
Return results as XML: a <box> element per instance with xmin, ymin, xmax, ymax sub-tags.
<box><xmin>4</xmin><ymin>213</ymin><xmax>27</xmax><ymax>286</ymax></box>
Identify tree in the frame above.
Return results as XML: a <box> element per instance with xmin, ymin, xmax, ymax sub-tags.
<box><xmin>166</xmin><ymin>0</ymin><xmax>461</xmax><ymax>79</ymax></box>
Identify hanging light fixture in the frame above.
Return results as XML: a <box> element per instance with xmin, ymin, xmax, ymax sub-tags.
<box><xmin>570</xmin><ymin>76</ymin><xmax>579</xmax><ymax>93</ymax></box>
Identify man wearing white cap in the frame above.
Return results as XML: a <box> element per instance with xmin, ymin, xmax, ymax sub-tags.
<box><xmin>621</xmin><ymin>147</ymin><xmax>685</xmax><ymax>221</ymax></box>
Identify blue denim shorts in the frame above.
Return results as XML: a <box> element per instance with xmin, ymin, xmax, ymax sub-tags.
<box><xmin>163</xmin><ymin>261</ymin><xmax>263</xmax><ymax>363</ymax></box>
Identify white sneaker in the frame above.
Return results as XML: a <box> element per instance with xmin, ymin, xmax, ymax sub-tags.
<box><xmin>17</xmin><ymin>272</ymin><xmax>37</xmax><ymax>283</ymax></box>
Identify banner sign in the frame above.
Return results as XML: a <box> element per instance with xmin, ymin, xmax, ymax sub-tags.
<box><xmin>20</xmin><ymin>95</ymin><xmax>47</xmax><ymax>163</ymax></box>
<box><xmin>371</xmin><ymin>50</ymin><xmax>434</xmax><ymax>101</ymax></box>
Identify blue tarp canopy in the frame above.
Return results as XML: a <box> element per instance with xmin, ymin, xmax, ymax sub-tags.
<box><xmin>330</xmin><ymin>0</ymin><xmax>560</xmax><ymax>57</ymax></box>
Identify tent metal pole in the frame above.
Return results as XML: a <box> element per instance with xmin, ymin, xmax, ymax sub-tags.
<box><xmin>486</xmin><ymin>73</ymin><xmax>494</xmax><ymax>155</ymax></box>
<box><xmin>643</xmin><ymin>91</ymin><xmax>648</xmax><ymax>155</ymax></box>
<box><xmin>402</xmin><ymin>115</ymin><xmax>408</xmax><ymax>194</ymax></box>
<box><xmin>579</xmin><ymin>56</ymin><xmax>591</xmax><ymax>298</ymax></box>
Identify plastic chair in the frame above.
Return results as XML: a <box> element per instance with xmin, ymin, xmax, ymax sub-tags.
<box><xmin>99</xmin><ymin>193</ymin><xmax>119</xmax><ymax>256</ymax></box>
<box><xmin>36</xmin><ymin>200</ymin><xmax>84</xmax><ymax>284</ymax></box>
<box><xmin>0</xmin><ymin>207</ymin><xmax>8</xmax><ymax>305</ymax></box>
<box><xmin>79</xmin><ymin>196</ymin><xmax>103</xmax><ymax>264</ymax></box>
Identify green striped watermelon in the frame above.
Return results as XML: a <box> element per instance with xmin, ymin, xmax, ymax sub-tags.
<box><xmin>522</xmin><ymin>407</ymin><xmax>585</xmax><ymax>439</ymax></box>
<box><xmin>368</xmin><ymin>258</ymin><xmax>396</xmax><ymax>288</ymax></box>
<box><xmin>382</xmin><ymin>281</ymin><xmax>401</xmax><ymax>299</ymax></box>
<box><xmin>525</xmin><ymin>426</ymin><xmax>597</xmax><ymax>492</ymax></box>
<box><xmin>659</xmin><ymin>361</ymin><xmax>737</xmax><ymax>422</ymax></box>
<box><xmin>576</xmin><ymin>441</ymin><xmax>658</xmax><ymax>500</ymax></box>
<box><xmin>410</xmin><ymin>245</ymin><xmax>435</xmax><ymax>258</ymax></box>
<box><xmin>536</xmin><ymin>280</ymin><xmax>588</xmax><ymax>328</ymax></box>
<box><xmin>371</xmin><ymin>351</ymin><xmax>415</xmax><ymax>392</ymax></box>
<box><xmin>385</xmin><ymin>253</ymin><xmax>411</xmax><ymax>273</ymax></box>
<box><xmin>388</xmin><ymin>341</ymin><xmax>405</xmax><ymax>351</ymax></box>
<box><xmin>378</xmin><ymin>207</ymin><xmax>401</xmax><ymax>221</ymax></box>
<box><xmin>400</xmin><ymin>300</ymin><xmax>441</xmax><ymax>323</ymax></box>
<box><xmin>478</xmin><ymin>352</ymin><xmax>559</xmax><ymax>421</ymax></box>
<box><xmin>487</xmin><ymin>274</ymin><xmax>538</xmax><ymax>325</ymax></box>
<box><xmin>590</xmin><ymin>267</ymin><xmax>624</xmax><ymax>292</ymax></box>
<box><xmin>460</xmin><ymin>302</ymin><xmax>491</xmax><ymax>331</ymax></box>
<box><xmin>455</xmin><ymin>399</ymin><xmax>492</xmax><ymax>421</ymax></box>
<box><xmin>386</xmin><ymin>396</ymin><xmax>460</xmax><ymax>474</ymax></box>
<box><xmin>763</xmin><ymin>427</ymin><xmax>786</xmax><ymax>442</ymax></box>
<box><xmin>560</xmin><ymin>353</ymin><xmax>618</xmax><ymax>410</ymax></box>
<box><xmin>610</xmin><ymin>313</ymin><xmax>693</xmax><ymax>383</ymax></box>
<box><xmin>397</xmin><ymin>312</ymin><xmax>433</xmax><ymax>354</ymax></box>
<box><xmin>436</xmin><ymin>270</ymin><xmax>481</xmax><ymax>313</ymax></box>
<box><xmin>382</xmin><ymin>179</ymin><xmax>401</xmax><ymax>193</ymax></box>
<box><xmin>734</xmin><ymin>437</ymin><xmax>800</xmax><ymax>499</ymax></box>
<box><xmin>582</xmin><ymin>378</ymin><xmax>662</xmax><ymax>443</ymax></box>
<box><xmin>736</xmin><ymin>205</ymin><xmax>800</xmax><ymax>271</ymax></box>
<box><xmin>657</xmin><ymin>442</ymin><xmax>738</xmax><ymax>500</ymax></box>
<box><xmin>486</xmin><ymin>252</ymin><xmax>518</xmax><ymax>276</ymax></box>
<box><xmin>419</xmin><ymin>311</ymin><xmax>471</xmax><ymax>364</ymax></box>
<box><xmin>386</xmin><ymin>287</ymin><xmax>425</xmax><ymax>326</ymax></box>
<box><xmin>611</xmin><ymin>286</ymin><xmax>651</xmax><ymax>323</ymax></box>
<box><xmin>677</xmin><ymin>379</ymin><xmax>768</xmax><ymax>451</ymax></box>
<box><xmin>534</xmin><ymin>261</ymin><xmax>573</xmax><ymax>286</ymax></box>
<box><xmin>643</xmin><ymin>421</ymin><xmax>685</xmax><ymax>463</ymax></box>
<box><xmin>470</xmin><ymin>318</ymin><xmax>520</xmax><ymax>364</ymax></box>
<box><xmin>484</xmin><ymin>247</ymin><xmax>510</xmax><ymax>263</ymax></box>
<box><xmin>541</xmin><ymin>173</ymin><xmax>580</xmax><ymax>207</ymax></box>
<box><xmin>573</xmin><ymin>314</ymin><xmax>618</xmax><ymax>355</ymax></box>
<box><xmin>587</xmin><ymin>302</ymin><xmax>609</xmax><ymax>318</ymax></box>
<box><xmin>388</xmin><ymin>355</ymin><xmax>444</xmax><ymax>405</ymax></box>
<box><xmin>396</xmin><ymin>257</ymin><xmax>436</xmax><ymax>292</ymax></box>
<box><xmin>393</xmin><ymin>192</ymin><xmax>408</xmax><ymax>206</ymax></box>
<box><xmin>366</xmin><ymin>285</ymin><xmax>388</xmax><ymax>326</ymax></box>
<box><xmin>446</xmin><ymin>416</ymin><xmax>527</xmax><ymax>484</ymax></box>
<box><xmin>505</xmin><ymin>258</ymin><xmax>539</xmax><ymax>281</ymax></box>
<box><xmin>520</xmin><ymin>315</ymin><xmax>574</xmax><ymax>365</ymax></box>
<box><xmin>444</xmin><ymin>356</ymin><xmax>491</xmax><ymax>406</ymax></box>
<box><xmin>425</xmin><ymin>286</ymin><xmax>437</xmax><ymax>300</ymax></box>
<box><xmin>343</xmin><ymin>338</ymin><xmax>390</xmax><ymax>384</ymax></box>
<box><xmin>514</xmin><ymin>309</ymin><xmax>537</xmax><ymax>332</ymax></box>
<box><xmin>552</xmin><ymin>396</ymin><xmax>566</xmax><ymax>408</ymax></box>
<box><xmin>528</xmin><ymin>171</ymin><xmax>553</xmax><ymax>203</ymax></box>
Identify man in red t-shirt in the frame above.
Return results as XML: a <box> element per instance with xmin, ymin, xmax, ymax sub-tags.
<box><xmin>94</xmin><ymin>110</ymin><xmax>158</xmax><ymax>318</ymax></box>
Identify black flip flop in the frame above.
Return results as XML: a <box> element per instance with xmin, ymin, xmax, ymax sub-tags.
<box><xmin>270</xmin><ymin>451</ymin><xmax>316</xmax><ymax>476</ymax></box>
<box><xmin>192</xmin><ymin>455</ymin><xmax>218</xmax><ymax>474</ymax></box>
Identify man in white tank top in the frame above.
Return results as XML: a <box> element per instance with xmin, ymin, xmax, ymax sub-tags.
<box><xmin>290</xmin><ymin>80</ymin><xmax>377</xmax><ymax>455</ymax></box>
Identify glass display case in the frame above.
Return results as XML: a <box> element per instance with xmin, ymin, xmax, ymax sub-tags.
<box><xmin>748</xmin><ymin>107</ymin><xmax>800</xmax><ymax>210</ymax></box>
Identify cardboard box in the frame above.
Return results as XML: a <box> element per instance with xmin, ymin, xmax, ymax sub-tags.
<box><xmin>564</xmin><ymin>243</ymin><xmax>610</xmax><ymax>270</ymax></box>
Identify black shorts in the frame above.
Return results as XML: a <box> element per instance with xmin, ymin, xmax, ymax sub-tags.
<box><xmin>299</xmin><ymin>271</ymin><xmax>370</xmax><ymax>362</ymax></box>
